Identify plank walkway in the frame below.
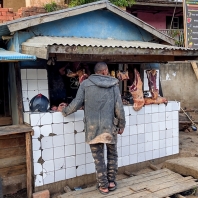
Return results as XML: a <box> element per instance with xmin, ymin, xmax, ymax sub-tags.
<box><xmin>59</xmin><ymin>169</ymin><xmax>198</xmax><ymax>198</ymax></box>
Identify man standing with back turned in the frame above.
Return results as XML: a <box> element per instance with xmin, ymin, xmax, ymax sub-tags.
<box><xmin>58</xmin><ymin>62</ymin><xmax>125</xmax><ymax>195</ymax></box>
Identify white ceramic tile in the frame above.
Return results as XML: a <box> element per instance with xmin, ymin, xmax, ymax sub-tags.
<box><xmin>54</xmin><ymin>146</ymin><xmax>64</xmax><ymax>159</ymax></box>
<box><xmin>76</xmin><ymin>153</ymin><xmax>86</xmax><ymax>166</ymax></box>
<box><xmin>75</xmin><ymin>121</ymin><xmax>84</xmax><ymax>132</ymax></box>
<box><xmin>35</xmin><ymin>175</ymin><xmax>43</xmax><ymax>187</ymax></box>
<box><xmin>22</xmin><ymin>80</ymin><xmax>28</xmax><ymax>90</ymax></box>
<box><xmin>137</xmin><ymin>107</ymin><xmax>145</xmax><ymax>115</ymax></box>
<box><xmin>153</xmin><ymin>150</ymin><xmax>160</xmax><ymax>159</ymax></box>
<box><xmin>159</xmin><ymin>121</ymin><xmax>166</xmax><ymax>131</ymax></box>
<box><xmin>166</xmin><ymin>138</ymin><xmax>173</xmax><ymax>147</ymax></box>
<box><xmin>118</xmin><ymin>147</ymin><xmax>122</xmax><ymax>157</ymax></box>
<box><xmin>22</xmin><ymin>90</ymin><xmax>28</xmax><ymax>102</ymax></box>
<box><xmin>159</xmin><ymin>139</ymin><xmax>166</xmax><ymax>148</ymax></box>
<box><xmin>160</xmin><ymin>148</ymin><xmax>166</xmax><ymax>157</ymax></box>
<box><xmin>145</xmin><ymin>141</ymin><xmax>152</xmax><ymax>151</ymax></box>
<box><xmin>152</xmin><ymin>113</ymin><xmax>158</xmax><ymax>123</ymax></box>
<box><xmin>129</xmin><ymin>144</ymin><xmax>137</xmax><ymax>155</ymax></box>
<box><xmin>122</xmin><ymin>156</ymin><xmax>130</xmax><ymax>166</ymax></box>
<box><xmin>166</xmin><ymin>120</ymin><xmax>172</xmax><ymax>130</ymax></box>
<box><xmin>130</xmin><ymin>115</ymin><xmax>137</xmax><ymax>125</ymax></box>
<box><xmin>130</xmin><ymin>154</ymin><xmax>137</xmax><ymax>164</ymax></box>
<box><xmin>158</xmin><ymin>112</ymin><xmax>165</xmax><ymax>122</ymax></box>
<box><xmin>86</xmin><ymin>144</ymin><xmax>91</xmax><ymax>153</ymax></box>
<box><xmin>32</xmin><ymin>139</ymin><xmax>41</xmax><ymax>151</ymax></box>
<box><xmin>76</xmin><ymin>143</ymin><xmax>85</xmax><ymax>155</ymax></box>
<box><xmin>145</xmin><ymin>132</ymin><xmax>152</xmax><ymax>142</ymax></box>
<box><xmin>124</xmin><ymin>106</ymin><xmax>129</xmax><ymax>116</ymax></box>
<box><xmin>37</xmin><ymin>69</ymin><xmax>47</xmax><ymax>79</ymax></box>
<box><xmin>137</xmin><ymin>124</ymin><xmax>144</xmax><ymax>134</ymax></box>
<box><xmin>28</xmin><ymin>80</ymin><xmax>38</xmax><ymax>90</ymax></box>
<box><xmin>86</xmin><ymin>153</ymin><xmax>93</xmax><ymax>164</ymax></box>
<box><xmin>129</xmin><ymin>107</ymin><xmax>137</xmax><ymax>116</ymax></box>
<box><xmin>77</xmin><ymin>164</ymin><xmax>86</xmax><ymax>176</ymax></box>
<box><xmin>130</xmin><ymin>125</ymin><xmax>138</xmax><ymax>135</ymax></box>
<box><xmin>64</xmin><ymin>122</ymin><xmax>74</xmax><ymax>134</ymax></box>
<box><xmin>122</xmin><ymin>145</ymin><xmax>130</xmax><ymax>156</ymax></box>
<box><xmin>153</xmin><ymin>131</ymin><xmax>160</xmax><ymax>141</ymax></box>
<box><xmin>65</xmin><ymin>133</ymin><xmax>75</xmax><ymax>145</ymax></box>
<box><xmin>42</xmin><ymin>148</ymin><xmax>53</xmax><ymax>161</ymax></box>
<box><xmin>66</xmin><ymin>167</ymin><xmax>76</xmax><ymax>179</ymax></box>
<box><xmin>122</xmin><ymin>135</ymin><xmax>130</xmax><ymax>146</ymax></box>
<box><xmin>30</xmin><ymin>113</ymin><xmax>41</xmax><ymax>126</ymax></box>
<box><xmin>173</xmin><ymin>136</ymin><xmax>179</xmax><ymax>146</ymax></box>
<box><xmin>166</xmin><ymin>129</ymin><xmax>173</xmax><ymax>139</ymax></box>
<box><xmin>138</xmin><ymin>143</ymin><xmax>144</xmax><ymax>153</ymax></box>
<box><xmin>43</xmin><ymin>159</ymin><xmax>54</xmax><ymax>172</ymax></box>
<box><xmin>28</xmin><ymin>90</ymin><xmax>39</xmax><ymax>101</ymax></box>
<box><xmin>55</xmin><ymin>169</ymin><xmax>65</xmax><ymax>182</ymax></box>
<box><xmin>118</xmin><ymin>157</ymin><xmax>122</xmax><ymax>167</ymax></box>
<box><xmin>27</xmin><ymin>69</ymin><xmax>37</xmax><ymax>79</ymax></box>
<box><xmin>145</xmin><ymin>114</ymin><xmax>152</xmax><ymax>124</ymax></box>
<box><xmin>38</xmin><ymin>80</ymin><xmax>48</xmax><ymax>90</ymax></box>
<box><xmin>64</xmin><ymin>113</ymin><xmax>75</xmax><ymax>122</ymax></box>
<box><xmin>173</xmin><ymin>145</ymin><xmax>179</xmax><ymax>154</ymax></box>
<box><xmin>23</xmin><ymin>112</ymin><xmax>30</xmax><ymax>124</ymax></box>
<box><xmin>52</xmin><ymin>123</ymin><xmax>64</xmax><ymax>135</ymax></box>
<box><xmin>117</xmin><ymin>136</ymin><xmax>122</xmax><ymax>148</ymax></box>
<box><xmin>40</xmin><ymin>125</ymin><xmax>52</xmax><ymax>136</ymax></box>
<box><xmin>173</xmin><ymin>128</ymin><xmax>179</xmax><ymax>137</ymax></box>
<box><xmin>23</xmin><ymin>101</ymin><xmax>30</xmax><ymax>112</ymax></box>
<box><xmin>145</xmin><ymin>123</ymin><xmax>152</xmax><ymax>133</ymax></box>
<box><xmin>54</xmin><ymin>158</ymin><xmax>65</xmax><ymax>170</ymax></box>
<box><xmin>158</xmin><ymin>104</ymin><xmax>165</xmax><ymax>113</ymax></box>
<box><xmin>152</xmin><ymin>104</ymin><xmax>158</xmax><ymax>113</ymax></box>
<box><xmin>41</xmin><ymin>136</ymin><xmax>53</xmax><ymax>149</ymax></box>
<box><xmin>153</xmin><ymin>140</ymin><xmax>159</xmax><ymax>150</ymax></box>
<box><xmin>145</xmin><ymin>150</ymin><xmax>153</xmax><ymax>160</ymax></box>
<box><xmin>34</xmin><ymin>163</ymin><xmax>42</xmax><ymax>175</ymax></box>
<box><xmin>152</xmin><ymin>122</ymin><xmax>159</xmax><ymax>132</ymax></box>
<box><xmin>123</xmin><ymin>126</ymin><xmax>130</xmax><ymax>136</ymax></box>
<box><xmin>52</xmin><ymin>112</ymin><xmax>64</xmax><ymax>124</ymax></box>
<box><xmin>126</xmin><ymin>116</ymin><xmax>130</xmax><ymax>126</ymax></box>
<box><xmin>39</xmin><ymin>90</ymin><xmax>49</xmax><ymax>99</ymax></box>
<box><xmin>75</xmin><ymin>132</ymin><xmax>85</xmax><ymax>144</ymax></box>
<box><xmin>43</xmin><ymin>171</ymin><xmax>54</xmax><ymax>185</ymax></box>
<box><xmin>130</xmin><ymin>135</ymin><xmax>137</xmax><ymax>145</ymax></box>
<box><xmin>138</xmin><ymin>133</ymin><xmax>145</xmax><ymax>144</ymax></box>
<box><xmin>66</xmin><ymin>156</ymin><xmax>76</xmax><ymax>168</ymax></box>
<box><xmin>144</xmin><ymin>105</ymin><xmax>152</xmax><ymax>114</ymax></box>
<box><xmin>86</xmin><ymin>163</ymin><xmax>95</xmax><ymax>174</ymax></box>
<box><xmin>137</xmin><ymin>115</ymin><xmax>144</xmax><ymax>125</ymax></box>
<box><xmin>159</xmin><ymin>130</ymin><xmax>166</xmax><ymax>140</ymax></box>
<box><xmin>32</xmin><ymin>126</ymin><xmax>40</xmax><ymax>139</ymax></box>
<box><xmin>21</xmin><ymin>69</ymin><xmax>27</xmax><ymax>79</ymax></box>
<box><xmin>40</xmin><ymin>113</ymin><xmax>52</xmax><ymax>125</ymax></box>
<box><xmin>53</xmin><ymin>135</ymin><xmax>64</xmax><ymax>147</ymax></box>
<box><xmin>166</xmin><ymin>112</ymin><xmax>172</xmax><ymax>121</ymax></box>
<box><xmin>138</xmin><ymin>152</ymin><xmax>145</xmax><ymax>162</ymax></box>
<box><xmin>74</xmin><ymin>110</ymin><xmax>84</xmax><ymax>121</ymax></box>
<box><xmin>172</xmin><ymin>111</ymin><xmax>178</xmax><ymax>120</ymax></box>
<box><xmin>166</xmin><ymin>146</ymin><xmax>173</xmax><ymax>156</ymax></box>
<box><xmin>172</xmin><ymin>120</ymin><xmax>178</xmax><ymax>129</ymax></box>
<box><xmin>33</xmin><ymin>150</ymin><xmax>41</xmax><ymax>163</ymax></box>
<box><xmin>166</xmin><ymin>102</ymin><xmax>172</xmax><ymax>112</ymax></box>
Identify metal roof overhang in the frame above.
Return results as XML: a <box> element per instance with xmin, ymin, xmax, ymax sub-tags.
<box><xmin>0</xmin><ymin>48</ymin><xmax>36</xmax><ymax>62</ymax></box>
<box><xmin>21</xmin><ymin>37</ymin><xmax>198</xmax><ymax>62</ymax></box>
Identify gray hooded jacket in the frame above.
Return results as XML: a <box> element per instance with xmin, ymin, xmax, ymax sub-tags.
<box><xmin>62</xmin><ymin>74</ymin><xmax>126</xmax><ymax>144</ymax></box>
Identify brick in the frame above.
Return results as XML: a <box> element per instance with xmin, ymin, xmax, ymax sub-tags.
<box><xmin>1</xmin><ymin>11</ymin><xmax>7</xmax><ymax>15</ymax></box>
<box><xmin>33</xmin><ymin>190</ymin><xmax>50</xmax><ymax>198</ymax></box>
<box><xmin>8</xmin><ymin>8</ymin><xmax>13</xmax><ymax>12</ymax></box>
<box><xmin>36</xmin><ymin>8</ymin><xmax>46</xmax><ymax>12</ymax></box>
<box><xmin>6</xmin><ymin>12</ymin><xmax>15</xmax><ymax>16</ymax></box>
<box><xmin>7</xmin><ymin>16</ymin><xmax>13</xmax><ymax>20</ymax></box>
<box><xmin>0</xmin><ymin>8</ymin><xmax>9</xmax><ymax>12</ymax></box>
<box><xmin>0</xmin><ymin>16</ymin><xmax>8</xmax><ymax>20</ymax></box>
<box><xmin>14</xmin><ymin>16</ymin><xmax>21</xmax><ymax>19</ymax></box>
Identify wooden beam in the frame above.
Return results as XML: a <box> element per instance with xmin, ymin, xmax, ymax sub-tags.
<box><xmin>0</xmin><ymin>117</ymin><xmax>12</xmax><ymax>126</ymax></box>
<box><xmin>191</xmin><ymin>61</ymin><xmax>198</xmax><ymax>80</ymax></box>
<box><xmin>134</xmin><ymin>2</ymin><xmax>183</xmax><ymax>8</ymax></box>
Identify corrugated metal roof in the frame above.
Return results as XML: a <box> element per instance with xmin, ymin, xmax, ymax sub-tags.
<box><xmin>21</xmin><ymin>36</ymin><xmax>196</xmax><ymax>51</ymax></box>
<box><xmin>0</xmin><ymin>48</ymin><xmax>36</xmax><ymax>61</ymax></box>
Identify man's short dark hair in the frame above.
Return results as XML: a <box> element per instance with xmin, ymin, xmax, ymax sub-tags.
<box><xmin>94</xmin><ymin>62</ymin><xmax>107</xmax><ymax>73</ymax></box>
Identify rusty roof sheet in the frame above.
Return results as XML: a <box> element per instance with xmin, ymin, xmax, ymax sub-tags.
<box><xmin>21</xmin><ymin>36</ymin><xmax>195</xmax><ymax>51</ymax></box>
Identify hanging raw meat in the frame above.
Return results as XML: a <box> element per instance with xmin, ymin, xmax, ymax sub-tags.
<box><xmin>144</xmin><ymin>96</ymin><xmax>167</xmax><ymax>105</ymax></box>
<box><xmin>129</xmin><ymin>69</ymin><xmax>144</xmax><ymax>111</ymax></box>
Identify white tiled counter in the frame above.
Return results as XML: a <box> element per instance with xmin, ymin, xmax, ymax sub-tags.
<box><xmin>23</xmin><ymin>101</ymin><xmax>180</xmax><ymax>187</ymax></box>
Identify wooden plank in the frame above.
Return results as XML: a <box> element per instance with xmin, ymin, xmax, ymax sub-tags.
<box><xmin>0</xmin><ymin>133</ymin><xmax>25</xmax><ymax>139</ymax></box>
<box><xmin>0</xmin><ymin>146</ymin><xmax>26</xmax><ymax>159</ymax></box>
<box><xmin>0</xmin><ymin>137</ymin><xmax>25</xmax><ymax>149</ymax></box>
<box><xmin>0</xmin><ymin>156</ymin><xmax>26</xmax><ymax>169</ymax></box>
<box><xmin>191</xmin><ymin>62</ymin><xmax>198</xmax><ymax>80</ymax></box>
<box><xmin>26</xmin><ymin>132</ymin><xmax>33</xmax><ymax>198</ymax></box>
<box><xmin>0</xmin><ymin>164</ymin><xmax>26</xmax><ymax>178</ymax></box>
<box><xmin>0</xmin><ymin>125</ymin><xmax>33</xmax><ymax>136</ymax></box>
<box><xmin>0</xmin><ymin>117</ymin><xmax>12</xmax><ymax>126</ymax></box>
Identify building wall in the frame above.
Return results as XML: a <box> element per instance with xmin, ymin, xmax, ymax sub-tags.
<box><xmin>26</xmin><ymin>0</ymin><xmax>64</xmax><ymax>7</ymax></box>
<box><xmin>160</xmin><ymin>62</ymin><xmax>198</xmax><ymax>109</ymax></box>
<box><xmin>3</xmin><ymin>0</ymin><xmax>25</xmax><ymax>12</ymax></box>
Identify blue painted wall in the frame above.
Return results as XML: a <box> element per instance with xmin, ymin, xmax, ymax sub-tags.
<box><xmin>29</xmin><ymin>10</ymin><xmax>153</xmax><ymax>42</ymax></box>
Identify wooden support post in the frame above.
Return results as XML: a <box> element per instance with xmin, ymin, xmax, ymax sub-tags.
<box><xmin>26</xmin><ymin>132</ymin><xmax>33</xmax><ymax>198</ymax></box>
<box><xmin>191</xmin><ymin>62</ymin><xmax>198</xmax><ymax>80</ymax></box>
<box><xmin>124</xmin><ymin>64</ymin><xmax>128</xmax><ymax>96</ymax></box>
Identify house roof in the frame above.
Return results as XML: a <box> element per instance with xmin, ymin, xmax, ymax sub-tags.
<box><xmin>0</xmin><ymin>0</ymin><xmax>175</xmax><ymax>45</ymax></box>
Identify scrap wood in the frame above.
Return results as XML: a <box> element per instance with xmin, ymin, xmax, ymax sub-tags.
<box><xmin>149</xmin><ymin>163</ymin><xmax>160</xmax><ymax>171</ymax></box>
<box><xmin>191</xmin><ymin>61</ymin><xmax>198</xmax><ymax>80</ymax></box>
<box><xmin>64</xmin><ymin>186</ymin><xmax>72</xmax><ymax>193</ymax></box>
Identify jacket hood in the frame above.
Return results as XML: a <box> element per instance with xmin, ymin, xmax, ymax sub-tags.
<box><xmin>89</xmin><ymin>74</ymin><xmax>119</xmax><ymax>88</ymax></box>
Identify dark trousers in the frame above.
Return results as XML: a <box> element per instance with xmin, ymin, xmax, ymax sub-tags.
<box><xmin>90</xmin><ymin>143</ymin><xmax>118</xmax><ymax>188</ymax></box>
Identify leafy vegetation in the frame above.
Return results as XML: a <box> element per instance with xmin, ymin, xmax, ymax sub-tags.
<box><xmin>69</xmin><ymin>0</ymin><xmax>136</xmax><ymax>7</ymax></box>
<box><xmin>44</xmin><ymin>1</ymin><xmax>58</xmax><ymax>12</ymax></box>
